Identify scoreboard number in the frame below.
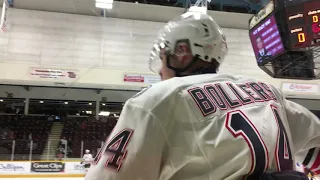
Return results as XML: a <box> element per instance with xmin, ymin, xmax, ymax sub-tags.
<box><xmin>312</xmin><ymin>15</ymin><xmax>320</xmax><ymax>33</ymax></box>
<box><xmin>312</xmin><ymin>15</ymin><xmax>318</xmax><ymax>23</ymax></box>
<box><xmin>298</xmin><ymin>33</ymin><xmax>306</xmax><ymax>43</ymax></box>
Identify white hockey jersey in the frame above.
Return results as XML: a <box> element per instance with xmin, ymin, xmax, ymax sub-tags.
<box><xmin>85</xmin><ymin>74</ymin><xmax>320</xmax><ymax>180</ymax></box>
<box><xmin>83</xmin><ymin>153</ymin><xmax>93</xmax><ymax>164</ymax></box>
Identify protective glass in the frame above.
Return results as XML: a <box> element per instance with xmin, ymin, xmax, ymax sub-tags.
<box><xmin>148</xmin><ymin>41</ymin><xmax>167</xmax><ymax>74</ymax></box>
<box><xmin>149</xmin><ymin>39</ymin><xmax>193</xmax><ymax>74</ymax></box>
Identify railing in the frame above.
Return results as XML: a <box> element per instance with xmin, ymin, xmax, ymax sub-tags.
<box><xmin>0</xmin><ymin>140</ymin><xmax>104</xmax><ymax>161</ymax></box>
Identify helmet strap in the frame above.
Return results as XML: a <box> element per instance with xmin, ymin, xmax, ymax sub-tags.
<box><xmin>176</xmin><ymin>67</ymin><xmax>217</xmax><ymax>77</ymax></box>
<box><xmin>166</xmin><ymin>54</ymin><xmax>216</xmax><ymax>77</ymax></box>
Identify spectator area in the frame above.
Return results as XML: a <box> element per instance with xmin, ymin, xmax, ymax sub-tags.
<box><xmin>0</xmin><ymin>115</ymin><xmax>52</xmax><ymax>160</ymax></box>
<box><xmin>61</xmin><ymin>117</ymin><xmax>118</xmax><ymax>158</ymax></box>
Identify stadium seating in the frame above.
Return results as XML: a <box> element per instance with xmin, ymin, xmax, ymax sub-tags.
<box><xmin>0</xmin><ymin>114</ymin><xmax>118</xmax><ymax>159</ymax></box>
<box><xmin>61</xmin><ymin>117</ymin><xmax>117</xmax><ymax>157</ymax></box>
<box><xmin>0</xmin><ymin>115</ymin><xmax>52</xmax><ymax>160</ymax></box>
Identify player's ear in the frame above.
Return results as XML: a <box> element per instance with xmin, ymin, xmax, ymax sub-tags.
<box><xmin>172</xmin><ymin>40</ymin><xmax>193</xmax><ymax>68</ymax></box>
<box><xmin>168</xmin><ymin>55</ymin><xmax>191</xmax><ymax>69</ymax></box>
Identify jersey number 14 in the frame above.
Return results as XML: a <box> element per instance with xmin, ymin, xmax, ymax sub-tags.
<box><xmin>226</xmin><ymin>105</ymin><xmax>293</xmax><ymax>180</ymax></box>
<box><xmin>94</xmin><ymin>128</ymin><xmax>134</xmax><ymax>172</ymax></box>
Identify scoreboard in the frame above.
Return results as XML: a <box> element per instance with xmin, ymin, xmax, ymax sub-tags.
<box><xmin>287</xmin><ymin>0</ymin><xmax>320</xmax><ymax>49</ymax></box>
<box><xmin>248</xmin><ymin>0</ymin><xmax>320</xmax><ymax>79</ymax></box>
<box><xmin>249</xmin><ymin>0</ymin><xmax>320</xmax><ymax>64</ymax></box>
<box><xmin>249</xmin><ymin>1</ymin><xmax>286</xmax><ymax>65</ymax></box>
<box><xmin>249</xmin><ymin>14</ymin><xmax>285</xmax><ymax>65</ymax></box>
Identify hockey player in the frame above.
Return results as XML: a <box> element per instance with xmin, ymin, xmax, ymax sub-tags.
<box><xmin>82</xmin><ymin>149</ymin><xmax>93</xmax><ymax>170</ymax></box>
<box><xmin>85</xmin><ymin>12</ymin><xmax>320</xmax><ymax>180</ymax></box>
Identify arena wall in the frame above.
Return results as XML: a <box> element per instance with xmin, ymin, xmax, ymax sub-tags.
<box><xmin>0</xmin><ymin>8</ymin><xmax>319</xmax><ymax>94</ymax></box>
<box><xmin>0</xmin><ymin>8</ymin><xmax>285</xmax><ymax>89</ymax></box>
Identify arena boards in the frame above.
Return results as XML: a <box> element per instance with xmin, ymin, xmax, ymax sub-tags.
<box><xmin>0</xmin><ymin>161</ymin><xmax>86</xmax><ymax>178</ymax></box>
<box><xmin>0</xmin><ymin>178</ymin><xmax>83</xmax><ymax>180</ymax></box>
<box><xmin>0</xmin><ymin>174</ymin><xmax>84</xmax><ymax>178</ymax></box>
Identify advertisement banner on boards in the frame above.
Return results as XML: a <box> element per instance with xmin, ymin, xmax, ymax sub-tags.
<box><xmin>123</xmin><ymin>73</ymin><xmax>161</xmax><ymax>84</ymax></box>
<box><xmin>65</xmin><ymin>162</ymin><xmax>86</xmax><ymax>174</ymax></box>
<box><xmin>282</xmin><ymin>83</ymin><xmax>319</xmax><ymax>93</ymax></box>
<box><xmin>30</xmin><ymin>67</ymin><xmax>78</xmax><ymax>80</ymax></box>
<box><xmin>0</xmin><ymin>162</ymin><xmax>31</xmax><ymax>173</ymax></box>
<box><xmin>30</xmin><ymin>162</ymin><xmax>65</xmax><ymax>173</ymax></box>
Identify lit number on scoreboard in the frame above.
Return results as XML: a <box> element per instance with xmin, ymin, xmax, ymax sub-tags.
<box><xmin>298</xmin><ymin>33</ymin><xmax>306</xmax><ymax>43</ymax></box>
<box><xmin>312</xmin><ymin>15</ymin><xmax>320</xmax><ymax>33</ymax></box>
<box><xmin>313</xmin><ymin>15</ymin><xmax>319</xmax><ymax>23</ymax></box>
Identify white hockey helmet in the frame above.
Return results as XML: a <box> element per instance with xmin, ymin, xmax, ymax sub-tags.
<box><xmin>85</xmin><ymin>149</ymin><xmax>90</xmax><ymax>153</ymax></box>
<box><xmin>149</xmin><ymin>12</ymin><xmax>228</xmax><ymax>75</ymax></box>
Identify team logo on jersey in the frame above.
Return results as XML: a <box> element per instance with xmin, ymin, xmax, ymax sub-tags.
<box><xmin>132</xmin><ymin>85</ymin><xmax>152</xmax><ymax>99</ymax></box>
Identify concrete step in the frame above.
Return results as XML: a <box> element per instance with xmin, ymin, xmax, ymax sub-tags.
<box><xmin>44</xmin><ymin>146</ymin><xmax>59</xmax><ymax>149</ymax></box>
<box><xmin>46</xmin><ymin>140</ymin><xmax>60</xmax><ymax>142</ymax></box>
<box><xmin>44</xmin><ymin>144</ymin><xmax>59</xmax><ymax>147</ymax></box>
<box><xmin>42</xmin><ymin>122</ymin><xmax>64</xmax><ymax>158</ymax></box>
<box><xmin>44</xmin><ymin>146</ymin><xmax>59</xmax><ymax>148</ymax></box>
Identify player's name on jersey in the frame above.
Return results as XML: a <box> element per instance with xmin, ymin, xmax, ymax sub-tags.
<box><xmin>188</xmin><ymin>82</ymin><xmax>277</xmax><ymax>115</ymax></box>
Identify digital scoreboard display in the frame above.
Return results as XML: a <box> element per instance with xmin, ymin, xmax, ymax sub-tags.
<box><xmin>287</xmin><ymin>0</ymin><xmax>320</xmax><ymax>49</ymax></box>
<box><xmin>249</xmin><ymin>14</ymin><xmax>285</xmax><ymax>65</ymax></box>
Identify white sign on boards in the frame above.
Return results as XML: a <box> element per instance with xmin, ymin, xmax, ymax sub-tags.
<box><xmin>0</xmin><ymin>162</ymin><xmax>31</xmax><ymax>174</ymax></box>
<box><xmin>64</xmin><ymin>162</ymin><xmax>86</xmax><ymax>174</ymax></box>
<box><xmin>282</xmin><ymin>83</ymin><xmax>319</xmax><ymax>93</ymax></box>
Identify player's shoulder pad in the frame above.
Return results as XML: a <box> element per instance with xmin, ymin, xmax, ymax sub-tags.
<box><xmin>131</xmin><ymin>85</ymin><xmax>153</xmax><ymax>99</ymax></box>
<box><xmin>126</xmin><ymin>78</ymin><xmax>182</xmax><ymax>111</ymax></box>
